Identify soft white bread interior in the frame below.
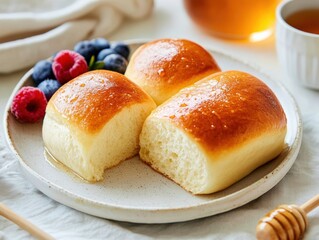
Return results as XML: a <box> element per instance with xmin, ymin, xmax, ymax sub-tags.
<box><xmin>139</xmin><ymin>70</ymin><xmax>287</xmax><ymax>194</ymax></box>
<box><xmin>125</xmin><ymin>38</ymin><xmax>221</xmax><ymax>105</ymax></box>
<box><xmin>43</xmin><ymin>70</ymin><xmax>156</xmax><ymax>182</ymax></box>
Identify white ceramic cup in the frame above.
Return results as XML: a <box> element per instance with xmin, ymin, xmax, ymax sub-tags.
<box><xmin>276</xmin><ymin>0</ymin><xmax>319</xmax><ymax>89</ymax></box>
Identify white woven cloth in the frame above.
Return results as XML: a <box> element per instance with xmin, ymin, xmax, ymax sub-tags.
<box><xmin>0</xmin><ymin>0</ymin><xmax>153</xmax><ymax>73</ymax></box>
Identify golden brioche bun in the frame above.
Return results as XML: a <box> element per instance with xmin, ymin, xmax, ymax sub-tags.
<box><xmin>139</xmin><ymin>70</ymin><xmax>287</xmax><ymax>194</ymax></box>
<box><xmin>125</xmin><ymin>38</ymin><xmax>221</xmax><ymax>105</ymax></box>
<box><xmin>43</xmin><ymin>70</ymin><xmax>156</xmax><ymax>181</ymax></box>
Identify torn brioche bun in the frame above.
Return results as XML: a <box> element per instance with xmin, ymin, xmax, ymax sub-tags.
<box><xmin>139</xmin><ymin>70</ymin><xmax>287</xmax><ymax>194</ymax></box>
<box><xmin>43</xmin><ymin>70</ymin><xmax>156</xmax><ymax>182</ymax></box>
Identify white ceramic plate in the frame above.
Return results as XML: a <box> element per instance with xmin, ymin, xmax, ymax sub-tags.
<box><xmin>4</xmin><ymin>40</ymin><xmax>302</xmax><ymax>224</ymax></box>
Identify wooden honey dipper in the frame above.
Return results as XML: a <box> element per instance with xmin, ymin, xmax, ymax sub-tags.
<box><xmin>256</xmin><ymin>194</ymin><xmax>319</xmax><ymax>240</ymax></box>
<box><xmin>0</xmin><ymin>203</ymin><xmax>54</xmax><ymax>239</ymax></box>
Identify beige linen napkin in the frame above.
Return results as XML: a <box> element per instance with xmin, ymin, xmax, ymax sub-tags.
<box><xmin>0</xmin><ymin>0</ymin><xmax>153</xmax><ymax>73</ymax></box>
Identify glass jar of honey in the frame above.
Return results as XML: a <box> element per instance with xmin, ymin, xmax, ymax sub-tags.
<box><xmin>184</xmin><ymin>0</ymin><xmax>281</xmax><ymax>41</ymax></box>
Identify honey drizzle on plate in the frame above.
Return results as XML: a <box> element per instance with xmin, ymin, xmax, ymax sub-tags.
<box><xmin>44</xmin><ymin>148</ymin><xmax>91</xmax><ymax>183</ymax></box>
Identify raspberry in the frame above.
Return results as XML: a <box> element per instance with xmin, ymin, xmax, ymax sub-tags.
<box><xmin>11</xmin><ymin>86</ymin><xmax>47</xmax><ymax>123</ymax></box>
<box><xmin>37</xmin><ymin>79</ymin><xmax>61</xmax><ymax>100</ymax></box>
<box><xmin>52</xmin><ymin>50</ymin><xmax>88</xmax><ymax>84</ymax></box>
<box><xmin>32</xmin><ymin>60</ymin><xmax>55</xmax><ymax>85</ymax></box>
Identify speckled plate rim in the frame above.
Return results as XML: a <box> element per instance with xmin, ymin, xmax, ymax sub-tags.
<box><xmin>3</xmin><ymin>39</ymin><xmax>302</xmax><ymax>224</ymax></box>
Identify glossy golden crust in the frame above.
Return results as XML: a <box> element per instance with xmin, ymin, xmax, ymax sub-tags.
<box><xmin>152</xmin><ymin>70</ymin><xmax>287</xmax><ymax>154</ymax></box>
<box><xmin>48</xmin><ymin>70</ymin><xmax>153</xmax><ymax>133</ymax></box>
<box><xmin>125</xmin><ymin>38</ymin><xmax>221</xmax><ymax>104</ymax></box>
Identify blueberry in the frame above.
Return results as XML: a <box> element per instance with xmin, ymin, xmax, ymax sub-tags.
<box><xmin>103</xmin><ymin>54</ymin><xmax>128</xmax><ymax>74</ymax></box>
<box><xmin>74</xmin><ymin>40</ymin><xmax>98</xmax><ymax>64</ymax></box>
<box><xmin>111</xmin><ymin>42</ymin><xmax>130</xmax><ymax>59</ymax></box>
<box><xmin>97</xmin><ymin>48</ymin><xmax>117</xmax><ymax>61</ymax></box>
<box><xmin>32</xmin><ymin>60</ymin><xmax>55</xmax><ymax>85</ymax></box>
<box><xmin>90</xmin><ymin>38</ymin><xmax>110</xmax><ymax>52</ymax></box>
<box><xmin>37</xmin><ymin>79</ymin><xmax>61</xmax><ymax>100</ymax></box>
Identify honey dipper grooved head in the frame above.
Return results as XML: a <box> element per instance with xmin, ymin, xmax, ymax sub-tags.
<box><xmin>256</xmin><ymin>204</ymin><xmax>308</xmax><ymax>240</ymax></box>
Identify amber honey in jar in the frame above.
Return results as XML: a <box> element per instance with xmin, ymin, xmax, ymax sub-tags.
<box><xmin>285</xmin><ymin>9</ymin><xmax>319</xmax><ymax>34</ymax></box>
<box><xmin>184</xmin><ymin>0</ymin><xmax>280</xmax><ymax>41</ymax></box>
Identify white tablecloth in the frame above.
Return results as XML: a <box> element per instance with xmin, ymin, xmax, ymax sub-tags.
<box><xmin>1</xmin><ymin>0</ymin><xmax>319</xmax><ymax>239</ymax></box>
